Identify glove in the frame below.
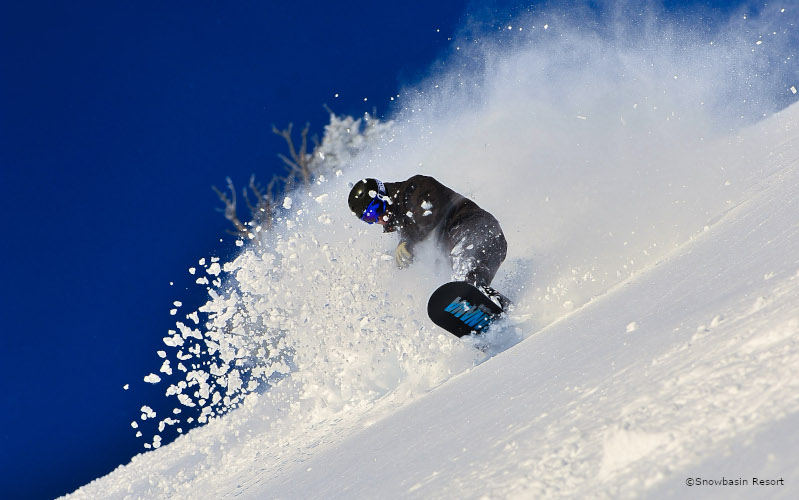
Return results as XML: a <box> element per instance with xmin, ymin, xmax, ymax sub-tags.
<box><xmin>394</xmin><ymin>241</ymin><xmax>413</xmax><ymax>269</ymax></box>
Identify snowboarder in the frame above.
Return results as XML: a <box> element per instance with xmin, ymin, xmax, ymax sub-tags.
<box><xmin>348</xmin><ymin>175</ymin><xmax>509</xmax><ymax>309</ymax></box>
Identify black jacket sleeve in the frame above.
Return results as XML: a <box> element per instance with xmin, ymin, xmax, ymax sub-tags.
<box><xmin>382</xmin><ymin>174</ymin><xmax>472</xmax><ymax>252</ymax></box>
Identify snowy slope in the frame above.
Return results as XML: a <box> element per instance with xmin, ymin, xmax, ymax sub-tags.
<box><xmin>253</xmin><ymin>110</ymin><xmax>799</xmax><ymax>499</ymax></box>
<box><xmin>67</xmin><ymin>6</ymin><xmax>799</xmax><ymax>499</ymax></box>
<box><xmin>68</xmin><ymin>104</ymin><xmax>798</xmax><ymax>500</ymax></box>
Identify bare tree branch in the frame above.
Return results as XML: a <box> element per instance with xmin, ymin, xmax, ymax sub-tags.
<box><xmin>277</xmin><ymin>153</ymin><xmax>301</xmax><ymax>173</ymax></box>
<box><xmin>216</xmin><ymin>114</ymin><xmax>354</xmax><ymax>239</ymax></box>
<box><xmin>212</xmin><ymin>177</ymin><xmax>248</xmax><ymax>237</ymax></box>
<box><xmin>243</xmin><ymin>174</ymin><xmax>276</xmax><ymax>230</ymax></box>
<box><xmin>224</xmin><ymin>228</ymin><xmax>245</xmax><ymax>237</ymax></box>
<box><xmin>272</xmin><ymin>122</ymin><xmax>312</xmax><ymax>186</ymax></box>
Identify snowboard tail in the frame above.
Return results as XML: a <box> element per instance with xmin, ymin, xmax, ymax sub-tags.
<box><xmin>427</xmin><ymin>281</ymin><xmax>505</xmax><ymax>337</ymax></box>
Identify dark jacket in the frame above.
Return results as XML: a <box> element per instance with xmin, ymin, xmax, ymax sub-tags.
<box><xmin>382</xmin><ymin>175</ymin><xmax>498</xmax><ymax>253</ymax></box>
<box><xmin>383</xmin><ymin>175</ymin><xmax>507</xmax><ymax>287</ymax></box>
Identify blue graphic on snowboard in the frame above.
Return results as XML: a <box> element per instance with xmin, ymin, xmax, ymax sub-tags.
<box><xmin>427</xmin><ymin>281</ymin><xmax>505</xmax><ymax>337</ymax></box>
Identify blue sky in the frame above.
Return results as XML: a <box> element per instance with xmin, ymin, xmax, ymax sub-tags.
<box><xmin>0</xmin><ymin>1</ymin><xmax>757</xmax><ymax>498</ymax></box>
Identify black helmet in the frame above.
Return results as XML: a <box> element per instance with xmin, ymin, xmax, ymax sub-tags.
<box><xmin>348</xmin><ymin>178</ymin><xmax>386</xmax><ymax>217</ymax></box>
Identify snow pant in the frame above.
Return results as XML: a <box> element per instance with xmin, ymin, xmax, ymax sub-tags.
<box><xmin>445</xmin><ymin>212</ymin><xmax>507</xmax><ymax>288</ymax></box>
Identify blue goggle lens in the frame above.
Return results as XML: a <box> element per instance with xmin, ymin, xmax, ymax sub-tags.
<box><xmin>361</xmin><ymin>198</ymin><xmax>386</xmax><ymax>224</ymax></box>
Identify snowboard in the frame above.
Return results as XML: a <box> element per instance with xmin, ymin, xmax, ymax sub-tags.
<box><xmin>427</xmin><ymin>281</ymin><xmax>505</xmax><ymax>337</ymax></box>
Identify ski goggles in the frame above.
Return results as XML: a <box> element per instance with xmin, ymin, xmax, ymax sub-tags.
<box><xmin>360</xmin><ymin>197</ymin><xmax>387</xmax><ymax>224</ymax></box>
